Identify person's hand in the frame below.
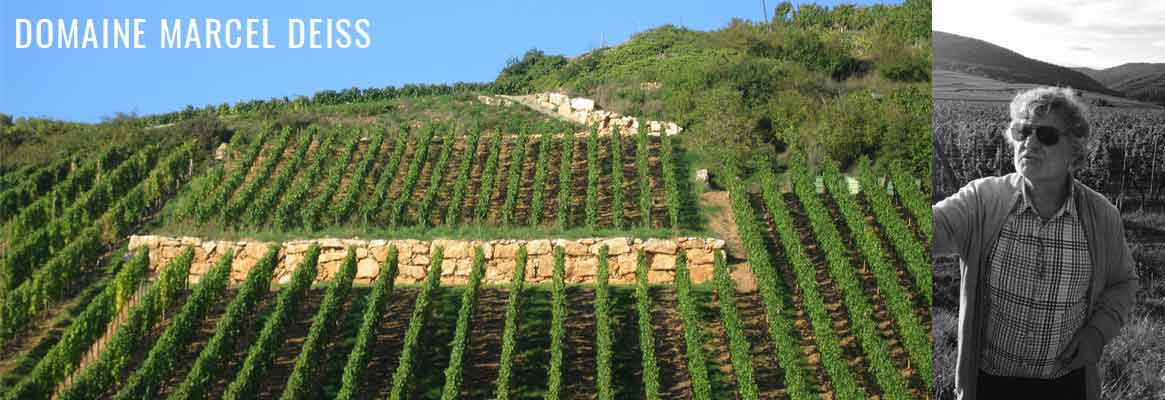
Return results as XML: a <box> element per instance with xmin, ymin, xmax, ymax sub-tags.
<box><xmin>1058</xmin><ymin>325</ymin><xmax>1103</xmax><ymax>370</ymax></box>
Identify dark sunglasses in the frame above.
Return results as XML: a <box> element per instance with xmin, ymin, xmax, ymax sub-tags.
<box><xmin>1009</xmin><ymin>123</ymin><xmax>1061</xmax><ymax>146</ymax></box>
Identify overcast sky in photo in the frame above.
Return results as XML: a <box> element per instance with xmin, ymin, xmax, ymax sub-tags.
<box><xmin>934</xmin><ymin>0</ymin><xmax>1165</xmax><ymax>69</ymax></box>
<box><xmin>2</xmin><ymin>0</ymin><xmax>900</xmax><ymax>123</ymax></box>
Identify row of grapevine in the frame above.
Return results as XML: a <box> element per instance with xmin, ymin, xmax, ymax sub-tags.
<box><xmin>387</xmin><ymin>247</ymin><xmax>445</xmax><ymax>400</ymax></box>
<box><xmin>6</xmin><ymin>152</ymin><xmax>144</xmax><ymax>246</ymax></box>
<box><xmin>415</xmin><ymin>130</ymin><xmax>457</xmax><ymax>226</ymax></box>
<box><xmin>585</xmin><ymin>126</ymin><xmax>600</xmax><ymax>227</ymax></box>
<box><xmin>0</xmin><ymin>163</ymin><xmax>32</xmax><ymax>184</ymax></box>
<box><xmin>58</xmin><ymin>248</ymin><xmax>195</xmax><ymax>400</ymax></box>
<box><xmin>0</xmin><ymin>164</ymin><xmax>32</xmax><ymax>190</ymax></box>
<box><xmin>303</xmin><ymin>134</ymin><xmax>360</xmax><ymax>231</ymax></box>
<box><xmin>492</xmin><ymin>245</ymin><xmax>527</xmax><ymax>400</ymax></box>
<box><xmin>281</xmin><ymin>247</ymin><xmax>359</xmax><ymax>400</ymax></box>
<box><xmin>443</xmin><ymin>126</ymin><xmax>483</xmax><ymax>225</ymax></box>
<box><xmin>387</xmin><ymin>125</ymin><xmax>436</xmax><ymax>225</ymax></box>
<box><xmin>169</xmin><ymin>245</ymin><xmax>282</xmax><ymax>400</ymax></box>
<box><xmin>2</xmin><ymin>248</ymin><xmax>149</xmax><ymax>400</ymax></box>
<box><xmin>171</xmin><ymin>165</ymin><xmax>224</xmax><ymax>222</ymax></box>
<box><xmin>473</xmin><ymin>133</ymin><xmax>504</xmax><ymax>222</ymax></box>
<box><xmin>500</xmin><ymin>131</ymin><xmax>529</xmax><ymax>225</ymax></box>
<box><xmin>823</xmin><ymin>161</ymin><xmax>933</xmax><ymax>383</ymax></box>
<box><xmin>711</xmin><ymin>250</ymin><xmax>759</xmax><ymax>399</ymax></box>
<box><xmin>856</xmin><ymin>158</ymin><xmax>932</xmax><ymax>303</ymax></box>
<box><xmin>545</xmin><ymin>246</ymin><xmax>567</xmax><ymax>400</ymax></box>
<box><xmin>723</xmin><ymin>162</ymin><xmax>812</xmax><ymax>399</ymax></box>
<box><xmin>527</xmin><ymin>135</ymin><xmax>553</xmax><ymax>225</ymax></box>
<box><xmin>660</xmin><ymin>132</ymin><xmax>681</xmax><ymax>228</ymax></box>
<box><xmin>594</xmin><ymin>245</ymin><xmax>614</xmax><ymax>399</ymax></box>
<box><xmin>337</xmin><ymin>246</ymin><xmax>401</xmax><ymax>399</ymax></box>
<box><xmin>889</xmin><ymin>160</ymin><xmax>932</xmax><ymax>239</ymax></box>
<box><xmin>332</xmin><ymin>128</ymin><xmax>386</xmax><ymax>224</ymax></box>
<box><xmin>197</xmin><ymin>130</ymin><xmax>269</xmax><ymax>223</ymax></box>
<box><xmin>556</xmin><ymin>133</ymin><xmax>576</xmax><ymax>229</ymax></box>
<box><xmin>273</xmin><ymin>132</ymin><xmax>338</xmax><ymax>230</ymax></box>
<box><xmin>114</xmin><ymin>250</ymin><xmax>234</xmax><ymax>399</ymax></box>
<box><xmin>244</xmin><ymin>129</ymin><xmax>314</xmax><ymax>227</ymax></box>
<box><xmin>610</xmin><ymin>127</ymin><xmax>626</xmax><ymax>228</ymax></box>
<box><xmin>634</xmin><ymin>250</ymin><xmax>662</xmax><ymax>400</ymax></box>
<box><xmin>0</xmin><ymin>157</ymin><xmax>73</xmax><ymax>223</ymax></box>
<box><xmin>636</xmin><ymin>128</ymin><xmax>652</xmax><ymax>228</ymax></box>
<box><xmin>785</xmin><ymin>156</ymin><xmax>915</xmax><ymax>395</ymax></box>
<box><xmin>4</xmin><ymin>148</ymin><xmax>122</xmax><ymax>241</ymax></box>
<box><xmin>222</xmin><ymin>245</ymin><xmax>321</xmax><ymax>400</ymax></box>
<box><xmin>2</xmin><ymin>148</ymin><xmax>154</xmax><ymax>294</ymax></box>
<box><xmin>222</xmin><ymin>127</ymin><xmax>295</xmax><ymax>224</ymax></box>
<box><xmin>757</xmin><ymin>160</ymin><xmax>864</xmax><ymax>399</ymax></box>
<box><xmin>363</xmin><ymin>126</ymin><xmax>412</xmax><ymax>225</ymax></box>
<box><xmin>439</xmin><ymin>247</ymin><xmax>487</xmax><ymax>399</ymax></box>
<box><xmin>673</xmin><ymin>250</ymin><xmax>713</xmax><ymax>399</ymax></box>
<box><xmin>1</xmin><ymin>142</ymin><xmax>198</xmax><ymax>343</ymax></box>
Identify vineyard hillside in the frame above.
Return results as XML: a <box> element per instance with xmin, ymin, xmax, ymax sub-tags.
<box><xmin>1</xmin><ymin>2</ymin><xmax>936</xmax><ymax>398</ymax></box>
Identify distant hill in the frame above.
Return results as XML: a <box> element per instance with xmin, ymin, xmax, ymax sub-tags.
<box><xmin>1074</xmin><ymin>63</ymin><xmax>1165</xmax><ymax>105</ymax></box>
<box><xmin>933</xmin><ymin>31</ymin><xmax>1119</xmax><ymax>96</ymax></box>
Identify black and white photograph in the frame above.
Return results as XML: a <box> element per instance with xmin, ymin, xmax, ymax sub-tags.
<box><xmin>932</xmin><ymin>0</ymin><xmax>1165</xmax><ymax>399</ymax></box>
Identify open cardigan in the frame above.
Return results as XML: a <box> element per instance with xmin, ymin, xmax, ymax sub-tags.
<box><xmin>933</xmin><ymin>173</ymin><xmax>1138</xmax><ymax>400</ymax></box>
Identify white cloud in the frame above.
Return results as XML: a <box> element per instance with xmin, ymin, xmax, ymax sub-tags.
<box><xmin>934</xmin><ymin>0</ymin><xmax>1165</xmax><ymax>68</ymax></box>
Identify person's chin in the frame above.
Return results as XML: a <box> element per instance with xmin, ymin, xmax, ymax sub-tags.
<box><xmin>1017</xmin><ymin>165</ymin><xmax>1044</xmax><ymax>181</ymax></box>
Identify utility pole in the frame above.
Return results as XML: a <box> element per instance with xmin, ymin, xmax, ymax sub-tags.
<box><xmin>762</xmin><ymin>0</ymin><xmax>769</xmax><ymax>23</ymax></box>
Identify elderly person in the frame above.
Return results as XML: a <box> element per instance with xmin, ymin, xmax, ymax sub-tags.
<box><xmin>933</xmin><ymin>87</ymin><xmax>1137</xmax><ymax>400</ymax></box>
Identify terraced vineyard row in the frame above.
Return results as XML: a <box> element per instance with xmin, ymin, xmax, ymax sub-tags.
<box><xmin>2</xmin><ymin>229</ymin><xmax>926</xmax><ymax>400</ymax></box>
<box><xmin>166</xmin><ymin>124</ymin><xmax>690</xmax><ymax>232</ymax></box>
<box><xmin>723</xmin><ymin>155</ymin><xmax>933</xmax><ymax>399</ymax></box>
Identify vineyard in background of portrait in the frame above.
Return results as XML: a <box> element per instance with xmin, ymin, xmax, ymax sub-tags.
<box><xmin>932</xmin><ymin>71</ymin><xmax>1165</xmax><ymax>399</ymax></box>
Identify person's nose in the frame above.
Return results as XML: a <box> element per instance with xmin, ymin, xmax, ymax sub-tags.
<box><xmin>1022</xmin><ymin>132</ymin><xmax>1041</xmax><ymax>150</ymax></box>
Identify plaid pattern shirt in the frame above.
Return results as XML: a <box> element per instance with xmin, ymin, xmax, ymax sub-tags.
<box><xmin>980</xmin><ymin>182</ymin><xmax>1091</xmax><ymax>379</ymax></box>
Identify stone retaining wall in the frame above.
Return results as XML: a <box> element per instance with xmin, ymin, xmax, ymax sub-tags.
<box><xmin>128</xmin><ymin>236</ymin><xmax>725</xmax><ymax>286</ymax></box>
<box><xmin>514</xmin><ymin>92</ymin><xmax>682</xmax><ymax>136</ymax></box>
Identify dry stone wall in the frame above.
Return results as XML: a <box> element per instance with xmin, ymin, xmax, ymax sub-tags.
<box><xmin>128</xmin><ymin>236</ymin><xmax>725</xmax><ymax>286</ymax></box>
<box><xmin>487</xmin><ymin>92</ymin><xmax>682</xmax><ymax>137</ymax></box>
<box><xmin>532</xmin><ymin>92</ymin><xmax>682</xmax><ymax>136</ymax></box>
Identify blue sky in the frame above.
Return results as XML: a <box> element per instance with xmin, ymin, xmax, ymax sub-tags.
<box><xmin>2</xmin><ymin>0</ymin><xmax>899</xmax><ymax>122</ymax></box>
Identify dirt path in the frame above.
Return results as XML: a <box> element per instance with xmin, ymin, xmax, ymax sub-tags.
<box><xmin>562</xmin><ymin>286</ymin><xmax>598</xmax><ymax>400</ymax></box>
<box><xmin>460</xmin><ymin>288</ymin><xmax>509</xmax><ymax>399</ymax></box>
<box><xmin>509</xmin><ymin>288</ymin><xmax>552</xmax><ymax>399</ymax></box>
<box><xmin>649</xmin><ymin>287</ymin><xmax>694</xmax><ymax>400</ymax></box>
<box><xmin>702</xmin><ymin>190</ymin><xmax>745</xmax><ymax>261</ymax></box>
<box><xmin>737</xmin><ymin>291</ymin><xmax>791</xmax><ymax>399</ymax></box>
<box><xmin>204</xmin><ymin>292</ymin><xmax>278</xmax><ymax>399</ymax></box>
<box><xmin>691</xmin><ymin>289</ymin><xmax>739</xmax><ymax>397</ymax></box>
<box><xmin>410</xmin><ymin>288</ymin><xmax>462</xmax><ymax>398</ymax></box>
<box><xmin>254</xmin><ymin>290</ymin><xmax>327</xmax><ymax>399</ymax></box>
<box><xmin>608</xmin><ymin>287</ymin><xmax>645</xmax><ymax>398</ymax></box>
<box><xmin>155</xmin><ymin>289</ymin><xmax>237</xmax><ymax>398</ymax></box>
<box><xmin>358</xmin><ymin>288</ymin><xmax>418</xmax><ymax>400</ymax></box>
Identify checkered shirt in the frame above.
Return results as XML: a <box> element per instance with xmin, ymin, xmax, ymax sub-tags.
<box><xmin>980</xmin><ymin>183</ymin><xmax>1091</xmax><ymax>379</ymax></box>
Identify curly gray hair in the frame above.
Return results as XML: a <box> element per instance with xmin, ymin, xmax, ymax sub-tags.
<box><xmin>1006</xmin><ymin>87</ymin><xmax>1092</xmax><ymax>172</ymax></box>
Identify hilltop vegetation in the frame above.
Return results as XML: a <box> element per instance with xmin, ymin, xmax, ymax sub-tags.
<box><xmin>496</xmin><ymin>0</ymin><xmax>931</xmax><ymax>175</ymax></box>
